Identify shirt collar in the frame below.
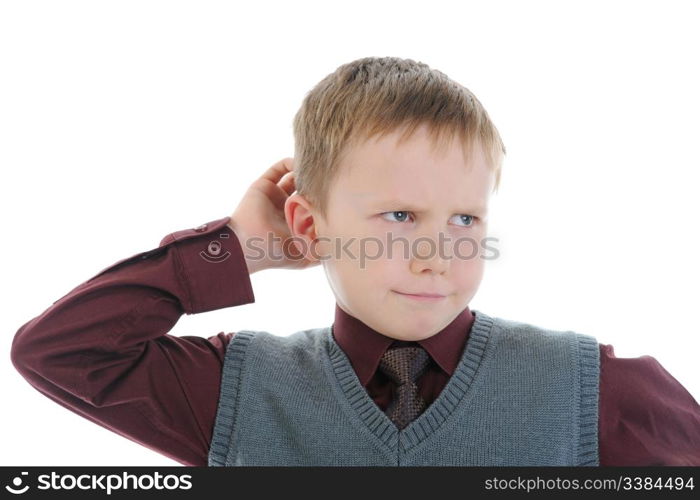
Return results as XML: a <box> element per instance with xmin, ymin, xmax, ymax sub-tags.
<box><xmin>331</xmin><ymin>303</ymin><xmax>475</xmax><ymax>387</ymax></box>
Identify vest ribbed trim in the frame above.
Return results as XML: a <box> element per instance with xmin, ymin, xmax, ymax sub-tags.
<box><xmin>575</xmin><ymin>333</ymin><xmax>600</xmax><ymax>466</ymax></box>
<box><xmin>326</xmin><ymin>310</ymin><xmax>495</xmax><ymax>453</ymax></box>
<box><xmin>208</xmin><ymin>330</ymin><xmax>256</xmax><ymax>467</ymax></box>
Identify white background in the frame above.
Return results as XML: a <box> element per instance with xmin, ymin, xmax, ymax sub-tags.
<box><xmin>1</xmin><ymin>0</ymin><xmax>698</xmax><ymax>466</ymax></box>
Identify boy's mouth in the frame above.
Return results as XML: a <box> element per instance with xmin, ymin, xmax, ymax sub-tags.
<box><xmin>393</xmin><ymin>290</ymin><xmax>447</xmax><ymax>301</ymax></box>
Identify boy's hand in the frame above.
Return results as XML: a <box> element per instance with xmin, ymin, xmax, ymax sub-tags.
<box><xmin>227</xmin><ymin>157</ymin><xmax>316</xmax><ymax>274</ymax></box>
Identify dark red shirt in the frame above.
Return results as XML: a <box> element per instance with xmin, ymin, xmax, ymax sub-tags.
<box><xmin>10</xmin><ymin>216</ymin><xmax>700</xmax><ymax>466</ymax></box>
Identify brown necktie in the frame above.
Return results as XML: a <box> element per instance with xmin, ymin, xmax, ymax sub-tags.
<box><xmin>378</xmin><ymin>344</ymin><xmax>432</xmax><ymax>430</ymax></box>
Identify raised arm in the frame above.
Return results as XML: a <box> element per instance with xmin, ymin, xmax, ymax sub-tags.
<box><xmin>10</xmin><ymin>216</ymin><xmax>254</xmax><ymax>465</ymax></box>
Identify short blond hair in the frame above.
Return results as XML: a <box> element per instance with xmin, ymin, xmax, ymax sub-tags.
<box><xmin>292</xmin><ymin>56</ymin><xmax>506</xmax><ymax>220</ymax></box>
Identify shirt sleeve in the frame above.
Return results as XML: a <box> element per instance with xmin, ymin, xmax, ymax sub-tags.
<box><xmin>10</xmin><ymin>216</ymin><xmax>254</xmax><ymax>466</ymax></box>
<box><xmin>598</xmin><ymin>343</ymin><xmax>700</xmax><ymax>465</ymax></box>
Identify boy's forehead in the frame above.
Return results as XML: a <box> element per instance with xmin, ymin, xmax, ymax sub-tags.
<box><xmin>334</xmin><ymin>130</ymin><xmax>494</xmax><ymax>208</ymax></box>
<box><xmin>341</xmin><ymin>135</ymin><xmax>489</xmax><ymax>180</ymax></box>
<box><xmin>339</xmin><ymin>157</ymin><xmax>492</xmax><ymax>196</ymax></box>
<box><xmin>344</xmin><ymin>183</ymin><xmax>490</xmax><ymax>216</ymax></box>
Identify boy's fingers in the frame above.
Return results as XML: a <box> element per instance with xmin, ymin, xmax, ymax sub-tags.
<box><xmin>279</xmin><ymin>171</ymin><xmax>296</xmax><ymax>196</ymax></box>
<box><xmin>260</xmin><ymin>157</ymin><xmax>294</xmax><ymax>184</ymax></box>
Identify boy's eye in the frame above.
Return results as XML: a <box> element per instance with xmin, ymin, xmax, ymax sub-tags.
<box><xmin>380</xmin><ymin>211</ymin><xmax>476</xmax><ymax>227</ymax></box>
<box><xmin>381</xmin><ymin>211</ymin><xmax>413</xmax><ymax>223</ymax></box>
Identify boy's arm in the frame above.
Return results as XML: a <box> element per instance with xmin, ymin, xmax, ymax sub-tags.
<box><xmin>599</xmin><ymin>343</ymin><xmax>700</xmax><ymax>466</ymax></box>
<box><xmin>10</xmin><ymin>216</ymin><xmax>254</xmax><ymax>466</ymax></box>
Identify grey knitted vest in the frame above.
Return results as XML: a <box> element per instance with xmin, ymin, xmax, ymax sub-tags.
<box><xmin>208</xmin><ymin>310</ymin><xmax>599</xmax><ymax>466</ymax></box>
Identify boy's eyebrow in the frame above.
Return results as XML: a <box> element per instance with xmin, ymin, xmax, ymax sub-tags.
<box><xmin>367</xmin><ymin>197</ymin><xmax>487</xmax><ymax>216</ymax></box>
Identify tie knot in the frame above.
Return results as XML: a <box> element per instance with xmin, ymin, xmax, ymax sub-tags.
<box><xmin>378</xmin><ymin>345</ymin><xmax>431</xmax><ymax>385</ymax></box>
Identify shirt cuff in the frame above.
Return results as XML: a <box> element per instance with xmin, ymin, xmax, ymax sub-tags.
<box><xmin>159</xmin><ymin>216</ymin><xmax>255</xmax><ymax>314</ymax></box>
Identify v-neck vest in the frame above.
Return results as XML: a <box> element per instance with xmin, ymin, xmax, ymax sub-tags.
<box><xmin>208</xmin><ymin>310</ymin><xmax>600</xmax><ymax>466</ymax></box>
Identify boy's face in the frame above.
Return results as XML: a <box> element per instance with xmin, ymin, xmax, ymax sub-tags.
<box><xmin>293</xmin><ymin>123</ymin><xmax>495</xmax><ymax>342</ymax></box>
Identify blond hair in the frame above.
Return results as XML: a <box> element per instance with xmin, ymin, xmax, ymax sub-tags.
<box><xmin>292</xmin><ymin>56</ymin><xmax>506</xmax><ymax>220</ymax></box>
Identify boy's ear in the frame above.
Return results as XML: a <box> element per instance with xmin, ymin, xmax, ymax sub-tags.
<box><xmin>284</xmin><ymin>193</ymin><xmax>322</xmax><ymax>261</ymax></box>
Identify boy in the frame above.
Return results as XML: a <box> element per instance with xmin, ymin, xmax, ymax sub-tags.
<box><xmin>11</xmin><ymin>57</ymin><xmax>700</xmax><ymax>466</ymax></box>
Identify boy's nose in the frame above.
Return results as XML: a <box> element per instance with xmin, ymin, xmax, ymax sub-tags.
<box><xmin>410</xmin><ymin>238</ymin><xmax>451</xmax><ymax>274</ymax></box>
